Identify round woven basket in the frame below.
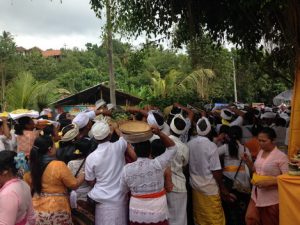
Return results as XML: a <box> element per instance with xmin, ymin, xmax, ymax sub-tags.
<box><xmin>122</xmin><ymin>131</ymin><xmax>153</xmax><ymax>143</ymax></box>
<box><xmin>119</xmin><ymin>121</ymin><xmax>151</xmax><ymax>134</ymax></box>
<box><xmin>119</xmin><ymin>121</ymin><xmax>153</xmax><ymax>143</ymax></box>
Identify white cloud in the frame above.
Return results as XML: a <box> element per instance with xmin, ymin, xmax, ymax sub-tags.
<box><xmin>0</xmin><ymin>0</ymin><xmax>105</xmax><ymax>49</ymax></box>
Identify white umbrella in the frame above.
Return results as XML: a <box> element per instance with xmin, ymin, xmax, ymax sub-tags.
<box><xmin>273</xmin><ymin>90</ymin><xmax>293</xmax><ymax>106</ymax></box>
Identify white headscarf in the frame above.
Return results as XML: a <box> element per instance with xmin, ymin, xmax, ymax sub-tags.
<box><xmin>196</xmin><ymin>117</ymin><xmax>211</xmax><ymax>136</ymax></box>
<box><xmin>147</xmin><ymin>111</ymin><xmax>164</xmax><ymax>130</ymax></box>
<box><xmin>91</xmin><ymin>121</ymin><xmax>110</xmax><ymax>140</ymax></box>
<box><xmin>260</xmin><ymin>112</ymin><xmax>276</xmax><ymax>119</ymax></box>
<box><xmin>170</xmin><ymin>114</ymin><xmax>186</xmax><ymax>135</ymax></box>
<box><xmin>72</xmin><ymin>112</ymin><xmax>89</xmax><ymax>129</ymax></box>
<box><xmin>220</xmin><ymin>109</ymin><xmax>233</xmax><ymax>121</ymax></box>
<box><xmin>61</xmin><ymin>123</ymin><xmax>79</xmax><ymax>142</ymax></box>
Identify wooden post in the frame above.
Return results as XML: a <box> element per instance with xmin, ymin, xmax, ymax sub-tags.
<box><xmin>106</xmin><ymin>0</ymin><xmax>116</xmax><ymax>107</ymax></box>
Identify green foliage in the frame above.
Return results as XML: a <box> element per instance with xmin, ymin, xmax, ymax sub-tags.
<box><xmin>6</xmin><ymin>72</ymin><xmax>59</xmax><ymax>110</ymax></box>
<box><xmin>0</xmin><ymin>30</ymin><xmax>293</xmax><ymax>110</ymax></box>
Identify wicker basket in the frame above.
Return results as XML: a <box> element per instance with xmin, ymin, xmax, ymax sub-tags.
<box><xmin>119</xmin><ymin>121</ymin><xmax>152</xmax><ymax>143</ymax></box>
<box><xmin>119</xmin><ymin>121</ymin><xmax>151</xmax><ymax>134</ymax></box>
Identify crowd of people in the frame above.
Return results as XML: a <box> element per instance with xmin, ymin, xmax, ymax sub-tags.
<box><xmin>0</xmin><ymin>100</ymin><xmax>292</xmax><ymax>225</ymax></box>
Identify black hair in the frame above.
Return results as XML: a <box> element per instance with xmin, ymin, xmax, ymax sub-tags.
<box><xmin>244</xmin><ymin>111</ymin><xmax>254</xmax><ymax>125</ymax></box>
<box><xmin>174</xmin><ymin>117</ymin><xmax>186</xmax><ymax>131</ymax></box>
<box><xmin>58</xmin><ymin>119</ymin><xmax>72</xmax><ymax>131</ymax></box>
<box><xmin>15</xmin><ymin>116</ymin><xmax>32</xmax><ymax>135</ymax></box>
<box><xmin>275</xmin><ymin>117</ymin><xmax>287</xmax><ymax>127</ymax></box>
<box><xmin>132</xmin><ymin>141</ymin><xmax>151</xmax><ymax>158</ymax></box>
<box><xmin>171</xmin><ymin>107</ymin><xmax>181</xmax><ymax>115</ymax></box>
<box><xmin>224</xmin><ymin>110</ymin><xmax>233</xmax><ymax>118</ymax></box>
<box><xmin>58</xmin><ymin>112</ymin><xmax>68</xmax><ymax>120</ymax></box>
<box><xmin>153</xmin><ymin>112</ymin><xmax>164</xmax><ymax>127</ymax></box>
<box><xmin>135</xmin><ymin>112</ymin><xmax>144</xmax><ymax>121</ymax></box>
<box><xmin>259</xmin><ymin>127</ymin><xmax>277</xmax><ymax>141</ymax></box>
<box><xmin>227</xmin><ymin>126</ymin><xmax>242</xmax><ymax>158</ymax></box>
<box><xmin>198</xmin><ymin>119</ymin><xmax>208</xmax><ymax>132</ymax></box>
<box><xmin>251</xmin><ymin>124</ymin><xmax>263</xmax><ymax>136</ymax></box>
<box><xmin>0</xmin><ymin>150</ymin><xmax>18</xmax><ymax>175</ymax></box>
<box><xmin>167</xmin><ymin>107</ymin><xmax>182</xmax><ymax>125</ymax></box>
<box><xmin>219</xmin><ymin>125</ymin><xmax>229</xmax><ymax>135</ymax></box>
<box><xmin>42</xmin><ymin>124</ymin><xmax>55</xmax><ymax>137</ymax></box>
<box><xmin>151</xmin><ymin>139</ymin><xmax>166</xmax><ymax>158</ymax></box>
<box><xmin>29</xmin><ymin>136</ymin><xmax>54</xmax><ymax>194</ymax></box>
<box><xmin>39</xmin><ymin>115</ymin><xmax>49</xmax><ymax>120</ymax></box>
<box><xmin>0</xmin><ymin>120</ymin><xmax>3</xmax><ymax>127</ymax></box>
<box><xmin>73</xmin><ymin>139</ymin><xmax>91</xmax><ymax>159</ymax></box>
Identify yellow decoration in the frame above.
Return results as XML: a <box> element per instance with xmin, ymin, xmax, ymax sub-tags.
<box><xmin>0</xmin><ymin>111</ymin><xmax>9</xmax><ymax>117</ymax></box>
<box><xmin>10</xmin><ymin>109</ymin><xmax>31</xmax><ymax>114</ymax></box>
<box><xmin>73</xmin><ymin>149</ymin><xmax>82</xmax><ymax>155</ymax></box>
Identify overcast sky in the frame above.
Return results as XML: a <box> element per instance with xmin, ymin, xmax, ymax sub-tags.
<box><xmin>0</xmin><ymin>0</ymin><xmax>115</xmax><ymax>50</ymax></box>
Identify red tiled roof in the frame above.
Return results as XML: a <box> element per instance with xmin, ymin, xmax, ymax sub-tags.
<box><xmin>42</xmin><ymin>50</ymin><xmax>61</xmax><ymax>57</ymax></box>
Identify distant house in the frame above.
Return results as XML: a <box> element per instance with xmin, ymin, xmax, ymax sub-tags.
<box><xmin>42</xmin><ymin>50</ymin><xmax>62</xmax><ymax>59</ymax></box>
<box><xmin>52</xmin><ymin>84</ymin><xmax>142</xmax><ymax>114</ymax></box>
<box><xmin>15</xmin><ymin>46</ymin><xmax>62</xmax><ymax>59</ymax></box>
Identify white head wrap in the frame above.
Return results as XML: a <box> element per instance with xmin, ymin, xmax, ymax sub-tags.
<box><xmin>95</xmin><ymin>99</ymin><xmax>106</xmax><ymax>109</ymax></box>
<box><xmin>260</xmin><ymin>112</ymin><xmax>276</xmax><ymax>119</ymax></box>
<box><xmin>196</xmin><ymin>117</ymin><xmax>211</xmax><ymax>136</ymax></box>
<box><xmin>61</xmin><ymin>123</ymin><xmax>79</xmax><ymax>142</ymax></box>
<box><xmin>170</xmin><ymin>114</ymin><xmax>186</xmax><ymax>135</ymax></box>
<box><xmin>264</xmin><ymin>107</ymin><xmax>273</xmax><ymax>112</ymax></box>
<box><xmin>40</xmin><ymin>108</ymin><xmax>52</xmax><ymax>116</ymax></box>
<box><xmin>91</xmin><ymin>121</ymin><xmax>110</xmax><ymax>140</ymax></box>
<box><xmin>147</xmin><ymin>111</ymin><xmax>164</xmax><ymax>130</ymax></box>
<box><xmin>107</xmin><ymin>103</ymin><xmax>114</xmax><ymax>111</ymax></box>
<box><xmin>72</xmin><ymin>112</ymin><xmax>90</xmax><ymax>129</ymax></box>
<box><xmin>220</xmin><ymin>109</ymin><xmax>233</xmax><ymax>121</ymax></box>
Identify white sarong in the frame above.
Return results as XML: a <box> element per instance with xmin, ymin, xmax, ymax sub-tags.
<box><xmin>95</xmin><ymin>201</ymin><xmax>128</xmax><ymax>225</ymax></box>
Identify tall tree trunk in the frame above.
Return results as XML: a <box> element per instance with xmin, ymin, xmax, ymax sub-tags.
<box><xmin>0</xmin><ymin>65</ymin><xmax>5</xmax><ymax>110</ymax></box>
<box><xmin>106</xmin><ymin>0</ymin><xmax>116</xmax><ymax>106</ymax></box>
<box><xmin>288</xmin><ymin>51</ymin><xmax>300</xmax><ymax>158</ymax></box>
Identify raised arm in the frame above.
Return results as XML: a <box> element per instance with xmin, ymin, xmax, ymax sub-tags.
<box><xmin>174</xmin><ymin>103</ymin><xmax>194</xmax><ymax>121</ymax></box>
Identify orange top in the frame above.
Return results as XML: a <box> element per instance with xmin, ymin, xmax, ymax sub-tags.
<box><xmin>245</xmin><ymin>137</ymin><xmax>260</xmax><ymax>159</ymax></box>
<box><xmin>25</xmin><ymin>160</ymin><xmax>78</xmax><ymax>213</ymax></box>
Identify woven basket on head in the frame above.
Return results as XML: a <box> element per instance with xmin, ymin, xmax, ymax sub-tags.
<box><xmin>119</xmin><ymin>121</ymin><xmax>151</xmax><ymax>134</ymax></box>
<box><xmin>119</xmin><ymin>121</ymin><xmax>153</xmax><ymax>143</ymax></box>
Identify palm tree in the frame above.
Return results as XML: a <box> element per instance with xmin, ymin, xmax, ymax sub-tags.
<box><xmin>6</xmin><ymin>72</ymin><xmax>59</xmax><ymax>110</ymax></box>
<box><xmin>180</xmin><ymin>68</ymin><xmax>214</xmax><ymax>99</ymax></box>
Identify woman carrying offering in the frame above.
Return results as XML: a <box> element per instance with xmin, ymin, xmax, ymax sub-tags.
<box><xmin>243</xmin><ymin>127</ymin><xmax>288</xmax><ymax>225</ymax></box>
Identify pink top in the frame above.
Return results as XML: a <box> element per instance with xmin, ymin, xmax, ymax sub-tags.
<box><xmin>17</xmin><ymin>130</ymin><xmax>39</xmax><ymax>157</ymax></box>
<box><xmin>0</xmin><ymin>178</ymin><xmax>35</xmax><ymax>225</ymax></box>
<box><xmin>251</xmin><ymin>147</ymin><xmax>289</xmax><ymax>207</ymax></box>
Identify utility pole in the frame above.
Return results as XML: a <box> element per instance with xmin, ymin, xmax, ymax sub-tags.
<box><xmin>232</xmin><ymin>56</ymin><xmax>238</xmax><ymax>103</ymax></box>
<box><xmin>106</xmin><ymin>0</ymin><xmax>116</xmax><ymax>107</ymax></box>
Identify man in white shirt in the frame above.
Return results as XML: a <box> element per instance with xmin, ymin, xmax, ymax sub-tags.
<box><xmin>167</xmin><ymin>114</ymin><xmax>189</xmax><ymax>225</ymax></box>
<box><xmin>85</xmin><ymin>121</ymin><xmax>128</xmax><ymax>225</ymax></box>
<box><xmin>188</xmin><ymin>117</ymin><xmax>233</xmax><ymax>225</ymax></box>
